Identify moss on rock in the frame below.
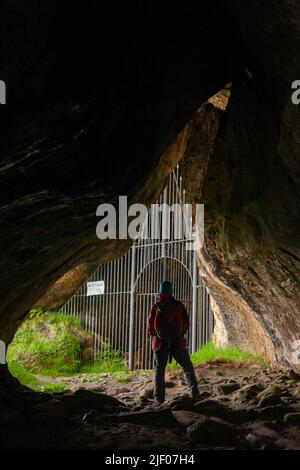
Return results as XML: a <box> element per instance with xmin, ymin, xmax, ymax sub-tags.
<box><xmin>7</xmin><ymin>309</ymin><xmax>93</xmax><ymax>377</ymax></box>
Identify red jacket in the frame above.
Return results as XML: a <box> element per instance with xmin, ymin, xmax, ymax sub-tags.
<box><xmin>147</xmin><ymin>293</ymin><xmax>189</xmax><ymax>351</ymax></box>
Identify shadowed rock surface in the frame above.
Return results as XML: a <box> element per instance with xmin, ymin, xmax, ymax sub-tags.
<box><xmin>0</xmin><ymin>1</ymin><xmax>240</xmax><ymax>342</ymax></box>
<box><xmin>2</xmin><ymin>362</ymin><xmax>300</xmax><ymax>450</ymax></box>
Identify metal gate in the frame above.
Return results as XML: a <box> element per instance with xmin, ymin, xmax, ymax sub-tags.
<box><xmin>60</xmin><ymin>165</ymin><xmax>214</xmax><ymax>370</ymax></box>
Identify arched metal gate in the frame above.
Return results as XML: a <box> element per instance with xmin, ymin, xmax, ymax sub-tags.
<box><xmin>60</xmin><ymin>166</ymin><xmax>214</xmax><ymax>370</ymax></box>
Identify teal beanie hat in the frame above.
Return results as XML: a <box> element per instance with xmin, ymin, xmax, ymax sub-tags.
<box><xmin>159</xmin><ymin>280</ymin><xmax>173</xmax><ymax>295</ymax></box>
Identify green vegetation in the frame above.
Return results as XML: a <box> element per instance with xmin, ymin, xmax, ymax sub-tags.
<box><xmin>167</xmin><ymin>342</ymin><xmax>267</xmax><ymax>369</ymax></box>
<box><xmin>76</xmin><ymin>374</ymin><xmax>102</xmax><ymax>384</ymax></box>
<box><xmin>7</xmin><ymin>309</ymin><xmax>127</xmax><ymax>391</ymax></box>
<box><xmin>7</xmin><ymin>309</ymin><xmax>93</xmax><ymax>377</ymax></box>
<box><xmin>80</xmin><ymin>341</ymin><xmax>128</xmax><ymax>374</ymax></box>
<box><xmin>8</xmin><ymin>309</ymin><xmax>266</xmax><ymax>394</ymax></box>
<box><xmin>114</xmin><ymin>373</ymin><xmax>132</xmax><ymax>383</ymax></box>
<box><xmin>8</xmin><ymin>361</ymin><xmax>67</xmax><ymax>393</ymax></box>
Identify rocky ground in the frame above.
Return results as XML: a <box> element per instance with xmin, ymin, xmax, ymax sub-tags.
<box><xmin>2</xmin><ymin>361</ymin><xmax>300</xmax><ymax>450</ymax></box>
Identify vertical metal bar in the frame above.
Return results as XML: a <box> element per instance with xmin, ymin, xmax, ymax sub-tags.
<box><xmin>104</xmin><ymin>264</ymin><xmax>109</xmax><ymax>350</ymax></box>
<box><xmin>202</xmin><ymin>285</ymin><xmax>205</xmax><ymax>345</ymax></box>
<box><xmin>128</xmin><ymin>244</ymin><xmax>136</xmax><ymax>370</ymax></box>
<box><xmin>106</xmin><ymin>262</ymin><xmax>110</xmax><ymax>347</ymax></box>
<box><xmin>191</xmin><ymin>251</ymin><xmax>197</xmax><ymax>353</ymax></box>
<box><xmin>125</xmin><ymin>251</ymin><xmax>130</xmax><ymax>357</ymax></box>
<box><xmin>115</xmin><ymin>259</ymin><xmax>120</xmax><ymax>351</ymax></box>
<box><xmin>117</xmin><ymin>257</ymin><xmax>122</xmax><ymax>355</ymax></box>
<box><xmin>206</xmin><ymin>289</ymin><xmax>209</xmax><ymax>343</ymax></box>
<box><xmin>109</xmin><ymin>262</ymin><xmax>113</xmax><ymax>348</ymax></box>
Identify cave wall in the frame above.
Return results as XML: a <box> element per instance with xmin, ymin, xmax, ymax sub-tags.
<box><xmin>0</xmin><ymin>2</ymin><xmax>241</xmax><ymax>342</ymax></box>
<box><xmin>200</xmin><ymin>77</ymin><xmax>300</xmax><ymax>364</ymax></box>
<box><xmin>179</xmin><ymin>0</ymin><xmax>300</xmax><ymax>363</ymax></box>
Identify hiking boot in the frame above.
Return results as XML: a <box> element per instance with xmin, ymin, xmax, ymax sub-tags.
<box><xmin>190</xmin><ymin>391</ymin><xmax>201</xmax><ymax>401</ymax></box>
<box><xmin>154</xmin><ymin>398</ymin><xmax>165</xmax><ymax>404</ymax></box>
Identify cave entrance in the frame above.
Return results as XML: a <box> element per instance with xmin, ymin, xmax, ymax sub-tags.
<box><xmin>59</xmin><ymin>166</ymin><xmax>214</xmax><ymax>370</ymax></box>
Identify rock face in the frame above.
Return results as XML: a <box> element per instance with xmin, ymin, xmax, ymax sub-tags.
<box><xmin>0</xmin><ymin>2</ymin><xmax>237</xmax><ymax>343</ymax></box>
<box><xmin>34</xmin><ymin>263</ymin><xmax>96</xmax><ymax>311</ymax></box>
<box><xmin>0</xmin><ymin>1</ymin><xmax>299</xmax><ymax>369</ymax></box>
<box><xmin>178</xmin><ymin>2</ymin><xmax>300</xmax><ymax>364</ymax></box>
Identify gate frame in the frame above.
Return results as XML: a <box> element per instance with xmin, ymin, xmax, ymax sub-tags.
<box><xmin>59</xmin><ymin>165</ymin><xmax>214</xmax><ymax>370</ymax></box>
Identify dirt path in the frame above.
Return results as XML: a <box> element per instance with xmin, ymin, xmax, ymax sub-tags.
<box><xmin>35</xmin><ymin>361</ymin><xmax>269</xmax><ymax>403</ymax></box>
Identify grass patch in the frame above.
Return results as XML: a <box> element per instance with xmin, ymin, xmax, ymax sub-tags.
<box><xmin>8</xmin><ymin>310</ymin><xmax>128</xmax><ymax>388</ymax></box>
<box><xmin>8</xmin><ymin>361</ymin><xmax>40</xmax><ymax>389</ymax></box>
<box><xmin>37</xmin><ymin>382</ymin><xmax>68</xmax><ymax>393</ymax></box>
<box><xmin>8</xmin><ymin>361</ymin><xmax>67</xmax><ymax>393</ymax></box>
<box><xmin>76</xmin><ymin>374</ymin><xmax>102</xmax><ymax>384</ymax></box>
<box><xmin>7</xmin><ymin>309</ymin><xmax>129</xmax><ymax>394</ymax></box>
<box><xmin>7</xmin><ymin>309</ymin><xmax>93</xmax><ymax>377</ymax></box>
<box><xmin>167</xmin><ymin>342</ymin><xmax>267</xmax><ymax>369</ymax></box>
<box><xmin>80</xmin><ymin>341</ymin><xmax>128</xmax><ymax>374</ymax></box>
<box><xmin>80</xmin><ymin>361</ymin><xmax>127</xmax><ymax>374</ymax></box>
<box><xmin>114</xmin><ymin>373</ymin><xmax>132</xmax><ymax>383</ymax></box>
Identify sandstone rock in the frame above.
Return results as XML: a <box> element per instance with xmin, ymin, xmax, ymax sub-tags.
<box><xmin>277</xmin><ymin>369</ymin><xmax>300</xmax><ymax>382</ymax></box>
<box><xmin>172</xmin><ymin>410</ymin><xmax>204</xmax><ymax>428</ymax></box>
<box><xmin>165</xmin><ymin>381</ymin><xmax>176</xmax><ymax>389</ymax></box>
<box><xmin>245</xmin><ymin>433</ymin><xmax>277</xmax><ymax>450</ymax></box>
<box><xmin>72</xmin><ymin>389</ymin><xmax>121</xmax><ymax>413</ymax></box>
<box><xmin>257</xmin><ymin>384</ymin><xmax>283</xmax><ymax>399</ymax></box>
<box><xmin>197</xmin><ymin>377</ymin><xmax>209</xmax><ymax>384</ymax></box>
<box><xmin>193</xmin><ymin>399</ymin><xmax>227</xmax><ymax>419</ymax></box>
<box><xmin>213</xmin><ymin>382</ymin><xmax>240</xmax><ymax>395</ymax></box>
<box><xmin>114</xmin><ymin>387</ymin><xmax>130</xmax><ymax>395</ymax></box>
<box><xmin>286</xmin><ymin>369</ymin><xmax>300</xmax><ymax>381</ymax></box>
<box><xmin>292</xmin><ymin>387</ymin><xmax>300</xmax><ymax>398</ymax></box>
<box><xmin>233</xmin><ymin>384</ymin><xmax>259</xmax><ymax>403</ymax></box>
<box><xmin>223</xmin><ymin>406</ymin><xmax>256</xmax><ymax>424</ymax></box>
<box><xmin>81</xmin><ymin>409</ymin><xmax>100</xmax><ymax>424</ymax></box>
<box><xmin>264</xmin><ymin>420</ymin><xmax>287</xmax><ymax>432</ymax></box>
<box><xmin>133</xmin><ymin>396</ymin><xmax>152</xmax><ymax>409</ymax></box>
<box><xmin>110</xmin><ymin>408</ymin><xmax>178</xmax><ymax>428</ymax></box>
<box><xmin>256</xmin><ymin>403</ymin><xmax>288</xmax><ymax>419</ymax></box>
<box><xmin>190</xmin><ymin>1</ymin><xmax>300</xmax><ymax>364</ymax></box>
<box><xmin>283</xmin><ymin>413</ymin><xmax>300</xmax><ymax>425</ymax></box>
<box><xmin>186</xmin><ymin>416</ymin><xmax>235</xmax><ymax>445</ymax></box>
<box><xmin>198</xmin><ymin>384</ymin><xmax>212</xmax><ymax>395</ymax></box>
<box><xmin>169</xmin><ymin>395</ymin><xmax>195</xmax><ymax>411</ymax></box>
<box><xmin>245</xmin><ymin>433</ymin><xmax>262</xmax><ymax>449</ymax></box>
<box><xmin>139</xmin><ymin>384</ymin><xmax>154</xmax><ymax>399</ymax></box>
<box><xmin>258</xmin><ymin>393</ymin><xmax>284</xmax><ymax>409</ymax></box>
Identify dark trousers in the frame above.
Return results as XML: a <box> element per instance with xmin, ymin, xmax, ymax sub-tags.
<box><xmin>153</xmin><ymin>345</ymin><xmax>199</xmax><ymax>402</ymax></box>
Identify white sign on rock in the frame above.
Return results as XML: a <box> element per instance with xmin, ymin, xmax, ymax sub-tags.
<box><xmin>87</xmin><ymin>281</ymin><xmax>105</xmax><ymax>296</ymax></box>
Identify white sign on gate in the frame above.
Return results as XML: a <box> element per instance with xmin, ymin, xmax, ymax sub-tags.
<box><xmin>0</xmin><ymin>340</ymin><xmax>6</xmax><ymax>364</ymax></box>
<box><xmin>87</xmin><ymin>281</ymin><xmax>105</xmax><ymax>296</ymax></box>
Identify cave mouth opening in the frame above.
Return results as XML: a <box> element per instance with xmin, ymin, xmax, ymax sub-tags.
<box><xmin>6</xmin><ymin>84</ymin><xmax>265</xmax><ymax>401</ymax></box>
<box><xmin>6</xmin><ymin>139</ymin><xmax>268</xmax><ymax>405</ymax></box>
<box><xmin>7</xmin><ymin>164</ymin><xmax>216</xmax><ymax>396</ymax></box>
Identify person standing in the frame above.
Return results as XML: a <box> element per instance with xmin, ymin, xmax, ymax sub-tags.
<box><xmin>148</xmin><ymin>280</ymin><xmax>200</xmax><ymax>403</ymax></box>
